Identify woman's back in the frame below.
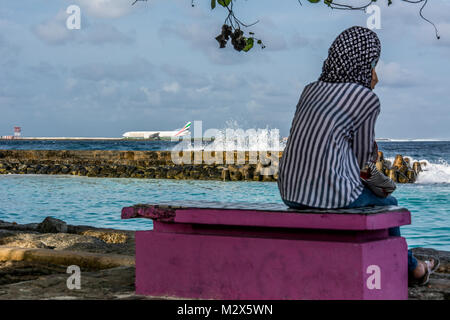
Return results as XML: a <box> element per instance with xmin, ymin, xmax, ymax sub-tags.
<box><xmin>278</xmin><ymin>80</ymin><xmax>380</xmax><ymax>209</ymax></box>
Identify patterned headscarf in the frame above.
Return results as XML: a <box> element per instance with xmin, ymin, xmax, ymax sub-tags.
<box><xmin>319</xmin><ymin>26</ymin><xmax>381</xmax><ymax>89</ymax></box>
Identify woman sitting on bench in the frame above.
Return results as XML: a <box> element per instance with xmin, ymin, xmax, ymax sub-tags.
<box><xmin>277</xmin><ymin>26</ymin><xmax>438</xmax><ymax>285</ymax></box>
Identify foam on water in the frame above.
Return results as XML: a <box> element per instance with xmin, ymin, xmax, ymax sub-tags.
<box><xmin>415</xmin><ymin>159</ymin><xmax>450</xmax><ymax>184</ymax></box>
<box><xmin>385</xmin><ymin>156</ymin><xmax>450</xmax><ymax>184</ymax></box>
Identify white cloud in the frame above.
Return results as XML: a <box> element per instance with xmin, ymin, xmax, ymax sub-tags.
<box><xmin>376</xmin><ymin>60</ymin><xmax>418</xmax><ymax>88</ymax></box>
<box><xmin>163</xmin><ymin>82</ymin><xmax>180</xmax><ymax>93</ymax></box>
<box><xmin>80</xmin><ymin>24</ymin><xmax>135</xmax><ymax>45</ymax></box>
<box><xmin>32</xmin><ymin>11</ymin><xmax>74</xmax><ymax>45</ymax></box>
<box><xmin>140</xmin><ymin>86</ymin><xmax>161</xmax><ymax>106</ymax></box>
<box><xmin>74</xmin><ymin>0</ymin><xmax>135</xmax><ymax>19</ymax></box>
<box><xmin>246</xmin><ymin>100</ymin><xmax>261</xmax><ymax>112</ymax></box>
<box><xmin>72</xmin><ymin>57</ymin><xmax>153</xmax><ymax>81</ymax></box>
<box><xmin>65</xmin><ymin>78</ymin><xmax>78</xmax><ymax>90</ymax></box>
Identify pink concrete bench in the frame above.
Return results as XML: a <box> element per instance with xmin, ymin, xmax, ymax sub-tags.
<box><xmin>121</xmin><ymin>201</ymin><xmax>411</xmax><ymax>300</ymax></box>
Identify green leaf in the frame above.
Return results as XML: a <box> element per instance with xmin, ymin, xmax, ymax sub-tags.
<box><xmin>211</xmin><ymin>0</ymin><xmax>216</xmax><ymax>9</ymax></box>
<box><xmin>243</xmin><ymin>37</ymin><xmax>254</xmax><ymax>52</ymax></box>
<box><xmin>218</xmin><ymin>0</ymin><xmax>231</xmax><ymax>7</ymax></box>
<box><xmin>324</xmin><ymin>0</ymin><xmax>333</xmax><ymax>5</ymax></box>
<box><xmin>308</xmin><ymin>0</ymin><xmax>321</xmax><ymax>3</ymax></box>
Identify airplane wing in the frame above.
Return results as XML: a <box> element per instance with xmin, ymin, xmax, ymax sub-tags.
<box><xmin>148</xmin><ymin>132</ymin><xmax>160</xmax><ymax>139</ymax></box>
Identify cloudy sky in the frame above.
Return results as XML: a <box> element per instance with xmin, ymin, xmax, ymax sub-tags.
<box><xmin>0</xmin><ymin>0</ymin><xmax>449</xmax><ymax>138</ymax></box>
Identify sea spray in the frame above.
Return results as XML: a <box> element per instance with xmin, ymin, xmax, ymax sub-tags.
<box><xmin>385</xmin><ymin>156</ymin><xmax>450</xmax><ymax>184</ymax></box>
<box><xmin>173</xmin><ymin>120</ymin><xmax>285</xmax><ymax>151</ymax></box>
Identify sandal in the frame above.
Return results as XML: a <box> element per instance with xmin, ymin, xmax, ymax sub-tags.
<box><xmin>417</xmin><ymin>257</ymin><xmax>440</xmax><ymax>286</ymax></box>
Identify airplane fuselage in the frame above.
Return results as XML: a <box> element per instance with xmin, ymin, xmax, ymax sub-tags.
<box><xmin>122</xmin><ymin>131</ymin><xmax>190</xmax><ymax>139</ymax></box>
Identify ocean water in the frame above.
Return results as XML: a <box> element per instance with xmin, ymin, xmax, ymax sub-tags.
<box><xmin>0</xmin><ymin>139</ymin><xmax>179</xmax><ymax>151</ymax></box>
<box><xmin>0</xmin><ymin>140</ymin><xmax>449</xmax><ymax>250</ymax></box>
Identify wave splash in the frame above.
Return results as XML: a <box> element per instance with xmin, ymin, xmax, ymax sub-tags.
<box><xmin>385</xmin><ymin>156</ymin><xmax>450</xmax><ymax>184</ymax></box>
<box><xmin>414</xmin><ymin>159</ymin><xmax>450</xmax><ymax>184</ymax></box>
<box><xmin>177</xmin><ymin>121</ymin><xmax>449</xmax><ymax>184</ymax></box>
<box><xmin>177</xmin><ymin>120</ymin><xmax>286</xmax><ymax>151</ymax></box>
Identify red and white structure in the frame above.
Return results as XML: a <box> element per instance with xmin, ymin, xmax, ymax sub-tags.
<box><xmin>14</xmin><ymin>126</ymin><xmax>21</xmax><ymax>138</ymax></box>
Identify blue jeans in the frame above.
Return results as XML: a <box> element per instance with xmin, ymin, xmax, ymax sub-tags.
<box><xmin>283</xmin><ymin>186</ymin><xmax>418</xmax><ymax>273</ymax></box>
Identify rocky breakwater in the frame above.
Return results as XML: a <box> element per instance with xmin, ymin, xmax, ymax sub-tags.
<box><xmin>0</xmin><ymin>149</ymin><xmax>282</xmax><ymax>182</ymax></box>
<box><xmin>376</xmin><ymin>151</ymin><xmax>425</xmax><ymax>183</ymax></box>
<box><xmin>0</xmin><ymin>149</ymin><xmax>422</xmax><ymax>183</ymax></box>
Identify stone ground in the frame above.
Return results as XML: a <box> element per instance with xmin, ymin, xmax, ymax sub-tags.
<box><xmin>0</xmin><ymin>218</ymin><xmax>448</xmax><ymax>300</ymax></box>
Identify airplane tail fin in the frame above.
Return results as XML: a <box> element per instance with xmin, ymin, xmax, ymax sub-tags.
<box><xmin>174</xmin><ymin>121</ymin><xmax>192</xmax><ymax>136</ymax></box>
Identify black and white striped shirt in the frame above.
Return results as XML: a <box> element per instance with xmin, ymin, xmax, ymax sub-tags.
<box><xmin>278</xmin><ymin>81</ymin><xmax>380</xmax><ymax>209</ymax></box>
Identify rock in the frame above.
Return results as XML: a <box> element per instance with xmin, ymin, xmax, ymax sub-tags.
<box><xmin>407</xmin><ymin>170</ymin><xmax>417</xmax><ymax>183</ymax></box>
<box><xmin>413</xmin><ymin>161</ymin><xmax>422</xmax><ymax>174</ymax></box>
<box><xmin>384</xmin><ymin>159</ymin><xmax>392</xmax><ymax>169</ymax></box>
<box><xmin>239</xmin><ymin>165</ymin><xmax>254</xmax><ymax>180</ymax></box>
<box><xmin>376</xmin><ymin>160</ymin><xmax>384</xmax><ymax>172</ymax></box>
<box><xmin>38</xmin><ymin>165</ymin><xmax>49</xmax><ymax>174</ymax></box>
<box><xmin>393</xmin><ymin>155</ymin><xmax>409</xmax><ymax>173</ymax></box>
<box><xmin>60</xmin><ymin>166</ymin><xmax>70</xmax><ymax>174</ymax></box>
<box><xmin>228</xmin><ymin>166</ymin><xmax>242</xmax><ymax>181</ymax></box>
<box><xmin>26</xmin><ymin>167</ymin><xmax>36</xmax><ymax>174</ymax></box>
<box><xmin>404</xmin><ymin>157</ymin><xmax>411</xmax><ymax>165</ymax></box>
<box><xmin>188</xmin><ymin>169</ymin><xmax>200</xmax><ymax>179</ymax></box>
<box><xmin>397</xmin><ymin>171</ymin><xmax>410</xmax><ymax>184</ymax></box>
<box><xmin>126</xmin><ymin>166</ymin><xmax>137</xmax><ymax>175</ymax></box>
<box><xmin>78</xmin><ymin>230</ymin><xmax>129</xmax><ymax>244</ymax></box>
<box><xmin>273</xmin><ymin>170</ymin><xmax>279</xmax><ymax>181</ymax></box>
<box><xmin>0</xmin><ymin>221</ymin><xmax>38</xmax><ymax>232</ymax></box>
<box><xmin>221</xmin><ymin>168</ymin><xmax>230</xmax><ymax>181</ymax></box>
<box><xmin>37</xmin><ymin>217</ymin><xmax>68</xmax><ymax>234</ymax></box>
<box><xmin>388</xmin><ymin>169</ymin><xmax>398</xmax><ymax>183</ymax></box>
<box><xmin>167</xmin><ymin>167</ymin><xmax>181</xmax><ymax>179</ymax></box>
<box><xmin>49</xmin><ymin>165</ymin><xmax>61</xmax><ymax>174</ymax></box>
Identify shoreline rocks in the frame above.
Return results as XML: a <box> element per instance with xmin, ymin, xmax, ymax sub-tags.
<box><xmin>0</xmin><ymin>218</ymin><xmax>448</xmax><ymax>300</ymax></box>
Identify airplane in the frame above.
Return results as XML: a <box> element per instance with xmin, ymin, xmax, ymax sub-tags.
<box><xmin>122</xmin><ymin>122</ymin><xmax>191</xmax><ymax>139</ymax></box>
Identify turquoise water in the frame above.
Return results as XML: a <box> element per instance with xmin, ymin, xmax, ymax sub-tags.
<box><xmin>1</xmin><ymin>140</ymin><xmax>449</xmax><ymax>250</ymax></box>
<box><xmin>0</xmin><ymin>174</ymin><xmax>449</xmax><ymax>250</ymax></box>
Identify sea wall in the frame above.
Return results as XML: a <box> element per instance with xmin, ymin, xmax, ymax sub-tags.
<box><xmin>0</xmin><ymin>150</ymin><xmax>282</xmax><ymax>182</ymax></box>
<box><xmin>0</xmin><ymin>149</ymin><xmax>422</xmax><ymax>183</ymax></box>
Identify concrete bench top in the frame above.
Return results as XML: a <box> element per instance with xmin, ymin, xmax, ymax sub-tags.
<box><xmin>122</xmin><ymin>201</ymin><xmax>411</xmax><ymax>231</ymax></box>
